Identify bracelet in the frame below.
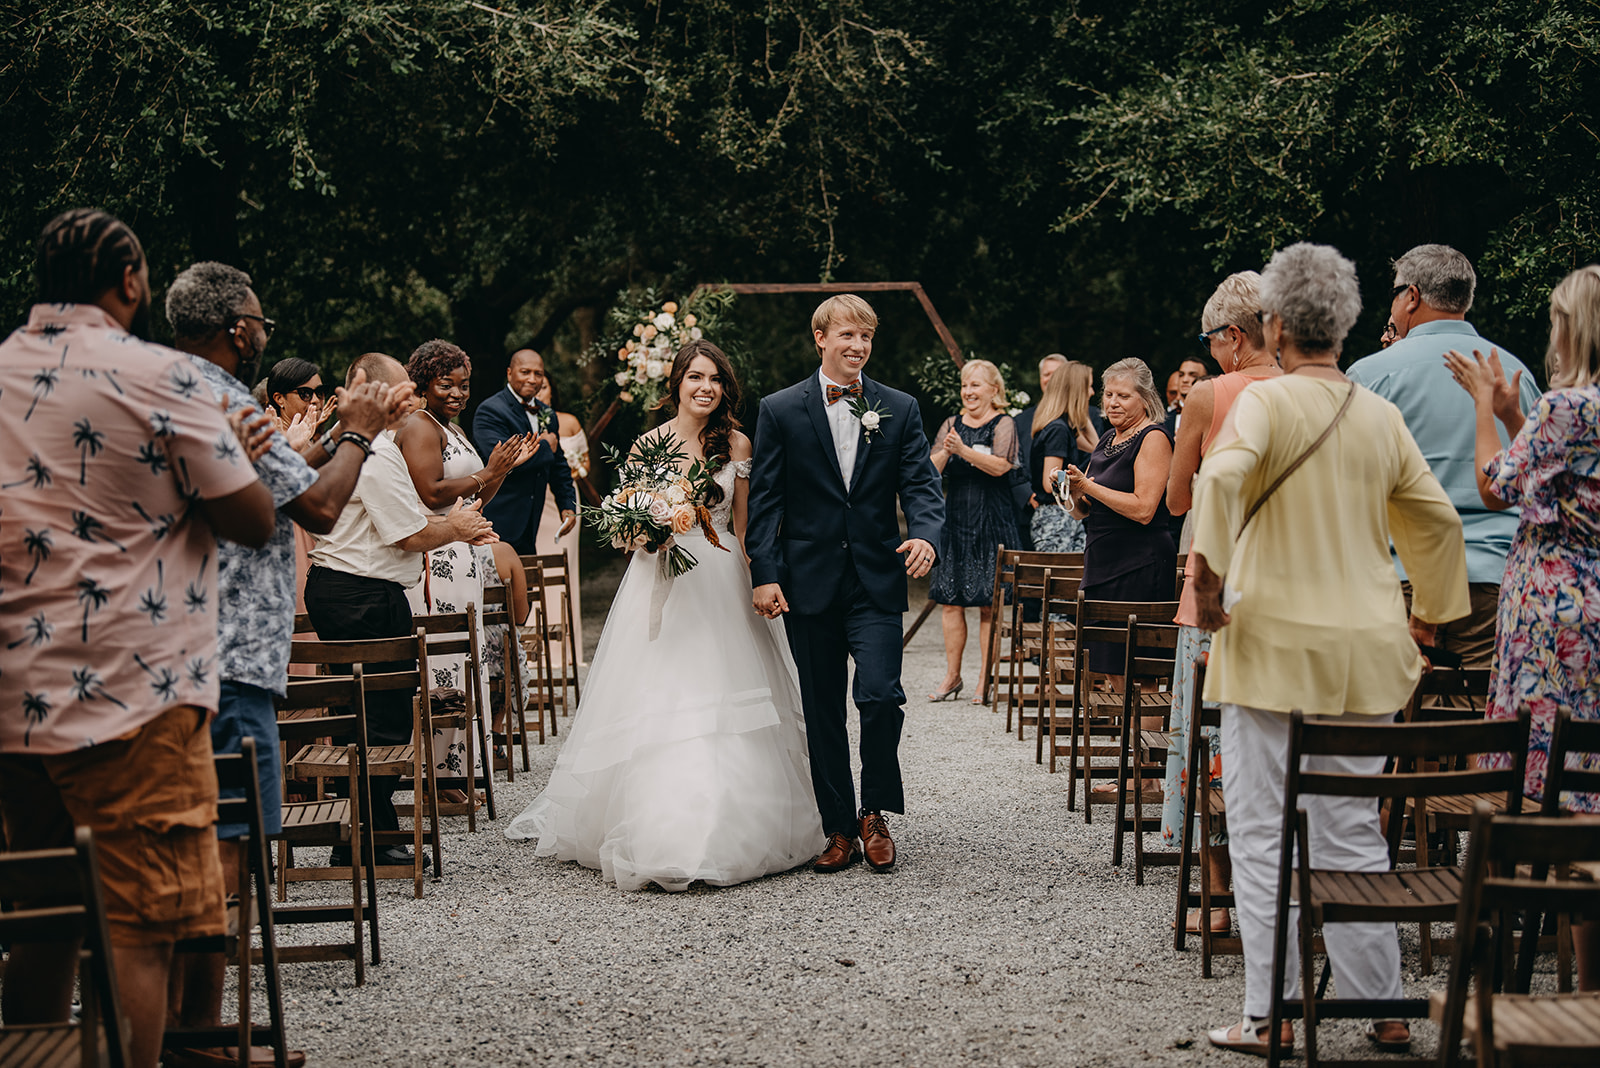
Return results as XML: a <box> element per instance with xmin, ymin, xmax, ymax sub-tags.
<box><xmin>337</xmin><ymin>431</ymin><xmax>373</xmax><ymax>458</ymax></box>
<box><xmin>470</xmin><ymin>473</ymin><xmax>485</xmax><ymax>495</ymax></box>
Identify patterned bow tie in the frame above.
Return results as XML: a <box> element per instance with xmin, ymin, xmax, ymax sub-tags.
<box><xmin>825</xmin><ymin>381</ymin><xmax>863</xmax><ymax>405</ymax></box>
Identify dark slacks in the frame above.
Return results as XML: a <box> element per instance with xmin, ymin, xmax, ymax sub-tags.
<box><xmin>303</xmin><ymin>565</ymin><xmax>417</xmax><ymax>832</ymax></box>
<box><xmin>784</xmin><ymin>564</ymin><xmax>907</xmax><ymax>837</ymax></box>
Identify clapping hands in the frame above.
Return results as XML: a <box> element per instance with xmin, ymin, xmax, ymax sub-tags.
<box><xmin>1443</xmin><ymin>347</ymin><xmax>1522</xmax><ymax>426</ymax></box>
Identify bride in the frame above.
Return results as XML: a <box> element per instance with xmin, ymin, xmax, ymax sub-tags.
<box><xmin>505</xmin><ymin>341</ymin><xmax>825</xmax><ymax>889</ymax></box>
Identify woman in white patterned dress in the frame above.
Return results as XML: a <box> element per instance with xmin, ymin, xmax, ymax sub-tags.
<box><xmin>397</xmin><ymin>340</ymin><xmax>534</xmax><ymax>783</ymax></box>
<box><xmin>507</xmin><ymin>342</ymin><xmax>824</xmax><ymax>890</ymax></box>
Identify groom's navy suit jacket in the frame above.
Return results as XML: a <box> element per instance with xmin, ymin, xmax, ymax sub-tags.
<box><xmin>470</xmin><ymin>387</ymin><xmax>576</xmax><ymax>555</ymax></box>
<box><xmin>746</xmin><ymin>373</ymin><xmax>945</xmax><ymax>615</ymax></box>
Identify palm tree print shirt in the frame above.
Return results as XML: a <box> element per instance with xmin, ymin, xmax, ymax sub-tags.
<box><xmin>0</xmin><ymin>304</ymin><xmax>260</xmax><ymax>753</ymax></box>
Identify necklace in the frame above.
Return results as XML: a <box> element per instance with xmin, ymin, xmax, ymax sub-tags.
<box><xmin>1102</xmin><ymin>421</ymin><xmax>1149</xmax><ymax>457</ymax></box>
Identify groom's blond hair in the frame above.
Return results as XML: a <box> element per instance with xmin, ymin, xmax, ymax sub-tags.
<box><xmin>812</xmin><ymin>294</ymin><xmax>878</xmax><ymax>350</ymax></box>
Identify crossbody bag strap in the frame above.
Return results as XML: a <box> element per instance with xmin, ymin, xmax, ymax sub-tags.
<box><xmin>1238</xmin><ymin>382</ymin><xmax>1357</xmax><ymax>533</ymax></box>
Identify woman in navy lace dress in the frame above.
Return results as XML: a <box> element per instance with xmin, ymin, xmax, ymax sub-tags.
<box><xmin>927</xmin><ymin>359</ymin><xmax>1020</xmax><ymax>702</ymax></box>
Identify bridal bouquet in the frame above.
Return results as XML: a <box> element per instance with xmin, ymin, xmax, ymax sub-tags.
<box><xmin>585</xmin><ymin>435</ymin><xmax>729</xmax><ymax>577</ymax></box>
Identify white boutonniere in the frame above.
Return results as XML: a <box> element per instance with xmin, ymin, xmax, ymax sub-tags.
<box><xmin>535</xmin><ymin>403</ymin><xmax>556</xmax><ymax>435</ymax></box>
<box><xmin>847</xmin><ymin>394</ymin><xmax>891</xmax><ymax>441</ymax></box>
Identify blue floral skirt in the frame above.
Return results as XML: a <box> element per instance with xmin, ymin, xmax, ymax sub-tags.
<box><xmin>1160</xmin><ymin>625</ymin><xmax>1226</xmax><ymax>846</ymax></box>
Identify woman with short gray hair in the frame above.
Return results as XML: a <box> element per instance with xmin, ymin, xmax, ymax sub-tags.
<box><xmin>1189</xmin><ymin>242</ymin><xmax>1469</xmax><ymax>1056</ymax></box>
<box><xmin>1060</xmin><ymin>356</ymin><xmax>1177</xmax><ymax>674</ymax></box>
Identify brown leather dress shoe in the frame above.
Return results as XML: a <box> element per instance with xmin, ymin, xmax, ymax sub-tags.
<box><xmin>814</xmin><ymin>832</ymin><xmax>861</xmax><ymax>872</ymax></box>
<box><xmin>860</xmin><ymin>810</ymin><xmax>895</xmax><ymax>871</ymax></box>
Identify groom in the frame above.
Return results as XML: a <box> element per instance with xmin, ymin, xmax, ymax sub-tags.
<box><xmin>747</xmin><ymin>294</ymin><xmax>945</xmax><ymax>873</ymax></box>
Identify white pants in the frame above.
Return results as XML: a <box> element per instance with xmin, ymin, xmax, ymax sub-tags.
<box><xmin>1221</xmin><ymin>703</ymin><xmax>1404</xmax><ymax>1021</ymax></box>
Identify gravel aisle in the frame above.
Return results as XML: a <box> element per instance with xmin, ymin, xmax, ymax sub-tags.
<box><xmin>275</xmin><ymin>567</ymin><xmax>1445</xmax><ymax>1066</ymax></box>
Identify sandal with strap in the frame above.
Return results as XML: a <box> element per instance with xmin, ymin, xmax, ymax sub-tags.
<box><xmin>1206</xmin><ymin>1018</ymin><xmax>1293</xmax><ymax>1057</ymax></box>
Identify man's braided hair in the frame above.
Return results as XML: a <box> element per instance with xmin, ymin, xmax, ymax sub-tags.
<box><xmin>36</xmin><ymin>208</ymin><xmax>144</xmax><ymax>304</ymax></box>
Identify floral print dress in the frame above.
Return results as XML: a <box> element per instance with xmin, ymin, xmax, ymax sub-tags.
<box><xmin>1482</xmin><ymin>386</ymin><xmax>1600</xmax><ymax>812</ymax></box>
<box><xmin>405</xmin><ymin>416</ymin><xmax>492</xmax><ymax>778</ymax></box>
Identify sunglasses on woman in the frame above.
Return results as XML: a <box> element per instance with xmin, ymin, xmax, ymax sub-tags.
<box><xmin>289</xmin><ymin>386</ymin><xmax>324</xmax><ymax>403</ymax></box>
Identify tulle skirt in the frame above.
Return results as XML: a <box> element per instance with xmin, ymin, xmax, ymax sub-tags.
<box><xmin>505</xmin><ymin>532</ymin><xmax>825</xmax><ymax>890</ymax></box>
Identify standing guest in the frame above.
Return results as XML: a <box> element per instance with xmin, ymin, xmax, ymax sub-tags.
<box><xmin>304</xmin><ymin>353</ymin><xmax>497</xmax><ymax>855</ymax></box>
<box><xmin>1163</xmin><ymin>356</ymin><xmax>1208</xmax><ymax>438</ymax></box>
<box><xmin>397</xmin><ymin>340</ymin><xmax>532</xmax><ymax>790</ymax></box>
<box><xmin>160</xmin><ymin>262</ymin><xmax>404</xmax><ymax>1068</ymax></box>
<box><xmin>1030</xmin><ymin>360</ymin><xmax>1097</xmax><ymax>553</ymax></box>
<box><xmin>1062</xmin><ymin>357</ymin><xmax>1177</xmax><ymax>676</ymax></box>
<box><xmin>0</xmin><ymin>209</ymin><xmax>275</xmax><ymax>1068</ymax></box>
<box><xmin>1190</xmin><ymin>242</ymin><xmax>1468</xmax><ymax>1056</ymax></box>
<box><xmin>1010</xmin><ymin>353</ymin><xmax>1068</xmax><ymax>551</ymax></box>
<box><xmin>1347</xmin><ymin>244</ymin><xmax>1541</xmax><ymax>668</ymax></box>
<box><xmin>534</xmin><ymin>374</ymin><xmax>588</xmax><ymax>664</ymax></box>
<box><xmin>1159</xmin><ymin>270</ymin><xmax>1280</xmax><ymax>934</ymax></box>
<box><xmin>471</xmin><ymin>348</ymin><xmax>577</xmax><ymax>555</ymax></box>
<box><xmin>1444</xmin><ymin>264</ymin><xmax>1600</xmax><ymax>988</ymax></box>
<box><xmin>264</xmin><ymin>357</ymin><xmax>325</xmax><ymax>449</ymax></box>
<box><xmin>927</xmin><ymin>359</ymin><xmax>1021</xmax><ymax>703</ymax></box>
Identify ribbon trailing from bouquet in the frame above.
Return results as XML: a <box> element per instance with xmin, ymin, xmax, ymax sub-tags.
<box><xmin>649</xmin><ymin>543</ymin><xmax>675</xmax><ymax>642</ymax></box>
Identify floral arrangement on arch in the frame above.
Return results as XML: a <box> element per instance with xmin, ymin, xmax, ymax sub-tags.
<box><xmin>587</xmin><ymin>286</ymin><xmax>735</xmax><ymax>414</ymax></box>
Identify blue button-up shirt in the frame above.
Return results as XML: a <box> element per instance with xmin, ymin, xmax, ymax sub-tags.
<box><xmin>1346</xmin><ymin>319</ymin><xmax>1542</xmax><ymax>584</ymax></box>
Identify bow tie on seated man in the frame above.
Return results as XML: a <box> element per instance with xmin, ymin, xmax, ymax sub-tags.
<box><xmin>826</xmin><ymin>381</ymin><xmax>863</xmax><ymax>405</ymax></box>
<box><xmin>471</xmin><ymin>347</ymin><xmax>577</xmax><ymax>555</ymax></box>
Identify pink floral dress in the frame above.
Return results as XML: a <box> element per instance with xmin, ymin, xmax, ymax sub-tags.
<box><xmin>1482</xmin><ymin>386</ymin><xmax>1600</xmax><ymax>812</ymax></box>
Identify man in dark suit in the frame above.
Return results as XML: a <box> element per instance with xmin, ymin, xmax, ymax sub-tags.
<box><xmin>746</xmin><ymin>295</ymin><xmax>945</xmax><ymax>874</ymax></box>
<box><xmin>470</xmin><ymin>348</ymin><xmax>576</xmax><ymax>554</ymax></box>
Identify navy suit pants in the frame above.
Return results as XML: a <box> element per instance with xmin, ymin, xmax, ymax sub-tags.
<box><xmin>783</xmin><ymin>562</ymin><xmax>906</xmax><ymax>837</ymax></box>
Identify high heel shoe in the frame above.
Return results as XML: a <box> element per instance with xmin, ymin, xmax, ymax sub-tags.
<box><xmin>927</xmin><ymin>679</ymin><xmax>964</xmax><ymax>702</ymax></box>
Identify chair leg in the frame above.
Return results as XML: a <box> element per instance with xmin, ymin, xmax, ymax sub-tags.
<box><xmin>1175</xmin><ymin>780</ymin><xmax>1195</xmax><ymax>953</ymax></box>
<box><xmin>474</xmin><ymin>686</ymin><xmax>496</xmax><ymax>821</ymax></box>
<box><xmin>1132</xmin><ymin>734</ymin><xmax>1146</xmax><ymax>885</ymax></box>
<box><xmin>251</xmin><ymin>829</ymin><xmax>288</xmax><ymax>1068</ymax></box>
<box><xmin>349</xmin><ymin>764</ymin><xmax>366</xmax><ymax>987</ymax></box>
<box><xmin>1113</xmin><ymin>712</ymin><xmax>1130</xmax><ymax>867</ymax></box>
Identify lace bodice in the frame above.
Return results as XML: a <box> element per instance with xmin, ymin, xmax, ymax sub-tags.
<box><xmin>695</xmin><ymin>458</ymin><xmax>750</xmax><ymax>534</ymax></box>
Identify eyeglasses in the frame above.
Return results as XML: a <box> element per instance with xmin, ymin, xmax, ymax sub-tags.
<box><xmin>239</xmin><ymin>313</ymin><xmax>276</xmax><ymax>338</ymax></box>
<box><xmin>289</xmin><ymin>386</ymin><xmax>324</xmax><ymax>403</ymax></box>
<box><xmin>1390</xmin><ymin>283</ymin><xmax>1413</xmax><ymax>302</ymax></box>
<box><xmin>1196</xmin><ymin>324</ymin><xmax>1231</xmax><ymax>351</ymax></box>
<box><xmin>1380</xmin><ymin>321</ymin><xmax>1398</xmax><ymax>346</ymax></box>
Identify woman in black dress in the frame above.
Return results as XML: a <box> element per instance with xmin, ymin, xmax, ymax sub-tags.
<box><xmin>1030</xmin><ymin>360</ymin><xmax>1103</xmax><ymax>552</ymax></box>
<box><xmin>1063</xmin><ymin>357</ymin><xmax>1177</xmax><ymax>675</ymax></box>
<box><xmin>927</xmin><ymin>359</ymin><xmax>1021</xmax><ymax>702</ymax></box>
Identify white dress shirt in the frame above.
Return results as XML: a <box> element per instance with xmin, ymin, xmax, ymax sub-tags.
<box><xmin>818</xmin><ymin>368</ymin><xmax>860</xmax><ymax>491</ymax></box>
<box><xmin>509</xmin><ymin>384</ymin><xmax>542</xmax><ymax>434</ymax></box>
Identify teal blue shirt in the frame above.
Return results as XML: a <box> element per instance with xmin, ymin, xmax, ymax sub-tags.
<box><xmin>1346</xmin><ymin>319</ymin><xmax>1541</xmax><ymax>584</ymax></box>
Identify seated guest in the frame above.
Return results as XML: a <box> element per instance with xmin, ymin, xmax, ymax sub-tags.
<box><xmin>1445</xmin><ymin>263</ymin><xmax>1600</xmax><ymax>988</ymax></box>
<box><xmin>0</xmin><ymin>209</ymin><xmax>275</xmax><ymax>1068</ymax></box>
<box><xmin>303</xmin><ymin>353</ymin><xmax>497</xmax><ymax>854</ymax></box>
<box><xmin>161</xmin><ymin>261</ymin><xmax>406</xmax><ymax>1067</ymax></box>
<box><xmin>1190</xmin><ymin>243</ymin><xmax>1468</xmax><ymax>1056</ymax></box>
<box><xmin>1347</xmin><ymin>243</ymin><xmax>1541</xmax><ymax>668</ymax></box>
<box><xmin>471</xmin><ymin>348</ymin><xmax>576</xmax><ymax>555</ymax></box>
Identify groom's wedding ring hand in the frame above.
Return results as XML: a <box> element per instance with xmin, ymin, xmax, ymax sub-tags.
<box><xmin>898</xmin><ymin>538</ymin><xmax>935</xmax><ymax>579</ymax></box>
<box><xmin>753</xmin><ymin>582</ymin><xmax>789</xmax><ymax>618</ymax></box>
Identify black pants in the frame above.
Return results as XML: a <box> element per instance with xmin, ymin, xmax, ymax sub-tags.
<box><xmin>783</xmin><ymin>563</ymin><xmax>906</xmax><ymax>837</ymax></box>
<box><xmin>303</xmin><ymin>566</ymin><xmax>417</xmax><ymax>833</ymax></box>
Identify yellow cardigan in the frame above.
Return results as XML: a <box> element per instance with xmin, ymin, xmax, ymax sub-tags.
<box><xmin>1191</xmin><ymin>375</ymin><xmax>1470</xmax><ymax>716</ymax></box>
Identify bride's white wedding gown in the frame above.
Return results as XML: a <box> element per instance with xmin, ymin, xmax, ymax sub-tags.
<box><xmin>505</xmin><ymin>459</ymin><xmax>825</xmax><ymax>890</ymax></box>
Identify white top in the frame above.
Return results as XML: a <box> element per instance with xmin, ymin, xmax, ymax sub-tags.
<box><xmin>818</xmin><ymin>368</ymin><xmax>859</xmax><ymax>491</ymax></box>
<box><xmin>308</xmin><ymin>431</ymin><xmax>430</xmax><ymax>588</ymax></box>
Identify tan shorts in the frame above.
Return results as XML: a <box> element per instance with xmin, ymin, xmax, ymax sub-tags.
<box><xmin>0</xmin><ymin>705</ymin><xmax>225</xmax><ymax>947</ymax></box>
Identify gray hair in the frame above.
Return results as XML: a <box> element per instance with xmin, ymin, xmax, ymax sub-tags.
<box><xmin>1259</xmin><ymin>243</ymin><xmax>1362</xmax><ymax>353</ymax></box>
<box><xmin>1393</xmin><ymin>244</ymin><xmax>1475</xmax><ymax>314</ymax></box>
<box><xmin>166</xmin><ymin>261</ymin><xmax>253</xmax><ymax>340</ymax></box>
<box><xmin>1101</xmin><ymin>357</ymin><xmax>1166</xmax><ymax>423</ymax></box>
<box><xmin>1040</xmin><ymin>353</ymin><xmax>1067</xmax><ymax>369</ymax></box>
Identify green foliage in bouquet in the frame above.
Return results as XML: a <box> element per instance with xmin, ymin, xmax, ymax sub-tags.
<box><xmin>584</xmin><ymin>286</ymin><xmax>739</xmax><ymax>415</ymax></box>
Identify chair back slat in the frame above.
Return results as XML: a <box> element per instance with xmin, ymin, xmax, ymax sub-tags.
<box><xmin>1298</xmin><ymin>715</ymin><xmax>1527</xmax><ymax>759</ymax></box>
<box><xmin>1299</xmin><ymin>767</ymin><xmax>1518</xmax><ymax>799</ymax></box>
<box><xmin>1290</xmin><ymin>711</ymin><xmax>1531</xmax><ymax>803</ymax></box>
<box><xmin>290</xmin><ymin>635</ymin><xmax>420</xmax><ymax>664</ymax></box>
<box><xmin>1547</xmin><ymin>709</ymin><xmax>1600</xmax><ymax>814</ymax></box>
<box><xmin>0</xmin><ymin>848</ymin><xmax>83</xmax><ymax>902</ymax></box>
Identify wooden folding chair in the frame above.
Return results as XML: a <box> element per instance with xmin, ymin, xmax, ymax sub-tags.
<box><xmin>995</xmin><ymin>551</ymin><xmax>1082</xmax><ymax>726</ymax></box>
<box><xmin>482</xmin><ymin>583</ymin><xmax>534</xmax><ymax>776</ymax></box>
<box><xmin>0</xmin><ymin>828</ymin><xmax>129</xmax><ymax>1068</ymax></box>
<box><xmin>270</xmin><ymin>672</ymin><xmax>370</xmax><ymax>984</ymax></box>
<box><xmin>1033</xmin><ymin>567</ymin><xmax>1082</xmax><ymax>761</ymax></box>
<box><xmin>1265</xmin><ymin>710</ymin><xmax>1533</xmax><ymax>1068</ymax></box>
<box><xmin>1172</xmin><ymin>659</ymin><xmax>1241</xmax><ymax>975</ymax></box>
<box><xmin>1109</xmin><ymin>607</ymin><xmax>1180</xmax><ymax>879</ymax></box>
<box><xmin>410</xmin><ymin>604</ymin><xmax>496</xmax><ymax>827</ymax></box>
<box><xmin>1433</xmin><ymin>804</ymin><xmax>1600</xmax><ymax>1068</ymax></box>
<box><xmin>166</xmin><ymin>738</ymin><xmax>289</xmax><ymax>1068</ymax></box>
<box><xmin>522</xmin><ymin>552</ymin><xmax>581</xmax><ymax>718</ymax></box>
<box><xmin>283</xmin><ymin>633</ymin><xmax>438</xmax><ymax>893</ymax></box>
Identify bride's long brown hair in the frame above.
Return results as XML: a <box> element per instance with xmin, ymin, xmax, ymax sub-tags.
<box><xmin>655</xmin><ymin>340</ymin><xmax>744</xmax><ymax>505</ymax></box>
